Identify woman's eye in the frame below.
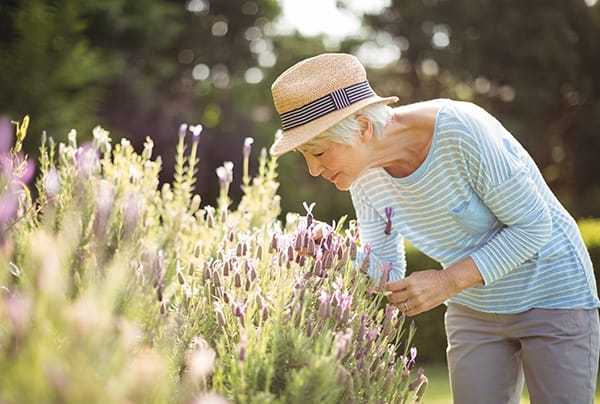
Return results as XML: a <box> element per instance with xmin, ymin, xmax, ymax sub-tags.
<box><xmin>313</xmin><ymin>151</ymin><xmax>325</xmax><ymax>157</ymax></box>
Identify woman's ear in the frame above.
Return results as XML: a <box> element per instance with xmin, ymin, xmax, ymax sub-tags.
<box><xmin>356</xmin><ymin>115</ymin><xmax>374</xmax><ymax>143</ymax></box>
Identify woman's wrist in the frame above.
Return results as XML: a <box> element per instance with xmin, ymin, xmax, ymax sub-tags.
<box><xmin>443</xmin><ymin>257</ymin><xmax>484</xmax><ymax>295</ymax></box>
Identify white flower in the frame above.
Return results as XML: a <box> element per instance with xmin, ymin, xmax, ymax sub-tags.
<box><xmin>190</xmin><ymin>124</ymin><xmax>203</xmax><ymax>137</ymax></box>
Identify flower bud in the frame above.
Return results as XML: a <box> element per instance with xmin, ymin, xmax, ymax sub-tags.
<box><xmin>193</xmin><ymin>241</ymin><xmax>202</xmax><ymax>258</ymax></box>
<box><xmin>294</xmin><ymin>233</ymin><xmax>303</xmax><ymax>251</ymax></box>
<box><xmin>324</xmin><ymin>251</ymin><xmax>333</xmax><ymax>270</ymax></box>
<box><xmin>270</xmin><ymin>233</ymin><xmax>278</xmax><ymax>252</ymax></box>
<box><xmin>215</xmin><ymin>306</ymin><xmax>226</xmax><ymax>328</ymax></box>
<box><xmin>212</xmin><ymin>270</ymin><xmax>222</xmax><ymax>288</ymax></box>
<box><xmin>350</xmin><ymin>242</ymin><xmax>357</xmax><ymax>261</ymax></box>
<box><xmin>206</xmin><ymin>211</ymin><xmax>214</xmax><ymax>229</ymax></box>
<box><xmin>238</xmin><ymin>334</ymin><xmax>247</xmax><ymax>361</ymax></box>
<box><xmin>223</xmin><ymin>260</ymin><xmax>231</xmax><ymax>276</ymax></box>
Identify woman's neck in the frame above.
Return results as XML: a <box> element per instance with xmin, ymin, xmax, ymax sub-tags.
<box><xmin>370</xmin><ymin>103</ymin><xmax>439</xmax><ymax>178</ymax></box>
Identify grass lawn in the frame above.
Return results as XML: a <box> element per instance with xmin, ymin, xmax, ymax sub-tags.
<box><xmin>420</xmin><ymin>363</ymin><xmax>600</xmax><ymax>403</ymax></box>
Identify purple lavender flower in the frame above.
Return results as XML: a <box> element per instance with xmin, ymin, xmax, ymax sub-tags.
<box><xmin>378</xmin><ymin>262</ymin><xmax>393</xmax><ymax>289</ymax></box>
<box><xmin>76</xmin><ymin>143</ymin><xmax>100</xmax><ymax>178</ymax></box>
<box><xmin>349</xmin><ymin>241</ymin><xmax>357</xmax><ymax>261</ymax></box>
<box><xmin>121</xmin><ymin>190</ymin><xmax>141</xmax><ymax>239</ymax></box>
<box><xmin>334</xmin><ymin>328</ymin><xmax>353</xmax><ymax>360</ymax></box>
<box><xmin>383</xmin><ymin>304</ymin><xmax>398</xmax><ymax>336</ymax></box>
<box><xmin>247</xmin><ymin>262</ymin><xmax>257</xmax><ymax>282</ymax></box>
<box><xmin>302</xmin><ymin>201</ymin><xmax>316</xmax><ymax>228</ymax></box>
<box><xmin>294</xmin><ymin>232</ymin><xmax>303</xmax><ymax>251</ymax></box>
<box><xmin>384</xmin><ymin>207</ymin><xmax>394</xmax><ymax>235</ymax></box>
<box><xmin>306</xmin><ymin>318</ymin><xmax>313</xmax><ymax>337</ymax></box>
<box><xmin>211</xmin><ymin>269</ymin><xmax>222</xmax><ymax>288</ymax></box>
<box><xmin>359</xmin><ymin>243</ymin><xmax>372</xmax><ymax>275</ymax></box>
<box><xmin>1</xmin><ymin>151</ymin><xmax>35</xmax><ymax>185</ymax></box>
<box><xmin>270</xmin><ymin>232</ymin><xmax>278</xmax><ymax>252</ymax></box>
<box><xmin>307</xmin><ymin>237</ymin><xmax>316</xmax><ymax>257</ymax></box>
<box><xmin>317</xmin><ymin>290</ymin><xmax>331</xmax><ymax>318</ymax></box>
<box><xmin>337</xmin><ymin>293</ymin><xmax>353</xmax><ymax>323</ymax></box>
<box><xmin>234</xmin><ymin>271</ymin><xmax>242</xmax><ymax>288</ymax></box>
<box><xmin>215</xmin><ymin>307</ymin><xmax>227</xmax><ymax>327</ymax></box>
<box><xmin>313</xmin><ymin>258</ymin><xmax>323</xmax><ymax>277</ymax></box>
<box><xmin>366</xmin><ymin>327</ymin><xmax>379</xmax><ymax>343</ymax></box>
<box><xmin>357</xmin><ymin>314</ymin><xmax>367</xmax><ymax>342</ymax></box>
<box><xmin>408</xmin><ymin>346</ymin><xmax>417</xmax><ymax>369</ymax></box>
<box><xmin>261</xmin><ymin>305</ymin><xmax>269</xmax><ymax>322</ymax></box>
<box><xmin>93</xmin><ymin>179</ymin><xmax>115</xmax><ymax>238</ymax></box>
<box><xmin>323</xmin><ymin>251</ymin><xmax>333</xmax><ymax>270</ymax></box>
<box><xmin>238</xmin><ymin>334</ymin><xmax>247</xmax><ymax>361</ymax></box>
<box><xmin>233</xmin><ymin>301</ymin><xmax>246</xmax><ymax>325</ymax></box>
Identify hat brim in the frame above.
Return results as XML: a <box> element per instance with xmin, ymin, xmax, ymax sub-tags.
<box><xmin>270</xmin><ymin>95</ymin><xmax>398</xmax><ymax>157</ymax></box>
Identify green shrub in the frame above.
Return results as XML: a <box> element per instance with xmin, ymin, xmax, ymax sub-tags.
<box><xmin>0</xmin><ymin>117</ymin><xmax>427</xmax><ymax>403</ymax></box>
<box><xmin>579</xmin><ymin>219</ymin><xmax>600</xmax><ymax>288</ymax></box>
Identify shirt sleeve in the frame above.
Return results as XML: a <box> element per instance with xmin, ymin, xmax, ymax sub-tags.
<box><xmin>457</xmin><ymin>103</ymin><xmax>552</xmax><ymax>285</ymax></box>
<box><xmin>349</xmin><ymin>183</ymin><xmax>406</xmax><ymax>283</ymax></box>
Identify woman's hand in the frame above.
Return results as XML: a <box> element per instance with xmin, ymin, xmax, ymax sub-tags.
<box><xmin>385</xmin><ymin>270</ymin><xmax>455</xmax><ymax>316</ymax></box>
<box><xmin>385</xmin><ymin>257</ymin><xmax>484</xmax><ymax>316</ymax></box>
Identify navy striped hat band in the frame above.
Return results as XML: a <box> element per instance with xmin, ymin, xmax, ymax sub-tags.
<box><xmin>279</xmin><ymin>81</ymin><xmax>374</xmax><ymax>131</ymax></box>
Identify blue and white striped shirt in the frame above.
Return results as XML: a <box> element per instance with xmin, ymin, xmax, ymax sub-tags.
<box><xmin>350</xmin><ymin>99</ymin><xmax>599</xmax><ymax>313</ymax></box>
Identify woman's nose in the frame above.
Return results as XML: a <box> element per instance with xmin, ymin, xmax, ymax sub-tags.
<box><xmin>305</xmin><ymin>156</ymin><xmax>323</xmax><ymax>177</ymax></box>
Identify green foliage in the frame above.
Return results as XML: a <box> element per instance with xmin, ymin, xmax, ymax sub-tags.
<box><xmin>0</xmin><ymin>0</ymin><xmax>283</xmax><ymax>208</ymax></box>
<box><xmin>0</xmin><ymin>119</ymin><xmax>427</xmax><ymax>403</ymax></box>
<box><xmin>579</xmin><ymin>219</ymin><xmax>600</xmax><ymax>296</ymax></box>
<box><xmin>0</xmin><ymin>0</ymin><xmax>113</xmax><ymax>149</ymax></box>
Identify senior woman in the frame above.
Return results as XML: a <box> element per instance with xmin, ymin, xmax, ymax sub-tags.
<box><xmin>269</xmin><ymin>53</ymin><xmax>599</xmax><ymax>404</ymax></box>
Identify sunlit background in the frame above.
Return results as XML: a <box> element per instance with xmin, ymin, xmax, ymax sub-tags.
<box><xmin>1</xmin><ymin>0</ymin><xmax>599</xmax><ymax>223</ymax></box>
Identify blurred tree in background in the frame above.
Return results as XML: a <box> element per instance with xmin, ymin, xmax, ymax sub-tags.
<box><xmin>1</xmin><ymin>0</ymin><xmax>599</xmax><ymax>221</ymax></box>
<box><xmin>0</xmin><ymin>0</ymin><xmax>111</xmax><ymax>149</ymax></box>
<box><xmin>0</xmin><ymin>0</ymin><xmax>282</xmax><ymax>207</ymax></box>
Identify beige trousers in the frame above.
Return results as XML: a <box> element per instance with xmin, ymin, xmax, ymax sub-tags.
<box><xmin>445</xmin><ymin>303</ymin><xmax>599</xmax><ymax>404</ymax></box>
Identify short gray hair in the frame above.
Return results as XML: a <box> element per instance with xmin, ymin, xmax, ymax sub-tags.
<box><xmin>298</xmin><ymin>103</ymin><xmax>392</xmax><ymax>153</ymax></box>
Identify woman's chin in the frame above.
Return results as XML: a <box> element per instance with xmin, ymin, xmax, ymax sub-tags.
<box><xmin>334</xmin><ymin>180</ymin><xmax>351</xmax><ymax>191</ymax></box>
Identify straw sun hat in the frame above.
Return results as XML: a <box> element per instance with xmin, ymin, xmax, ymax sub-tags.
<box><xmin>269</xmin><ymin>53</ymin><xmax>398</xmax><ymax>156</ymax></box>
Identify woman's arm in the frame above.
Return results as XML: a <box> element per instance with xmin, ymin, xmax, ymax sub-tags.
<box><xmin>350</xmin><ymin>184</ymin><xmax>406</xmax><ymax>283</ymax></box>
<box><xmin>386</xmin><ymin>257</ymin><xmax>483</xmax><ymax>315</ymax></box>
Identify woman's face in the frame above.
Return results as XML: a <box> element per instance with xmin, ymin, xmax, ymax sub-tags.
<box><xmin>300</xmin><ymin>139</ymin><xmax>367</xmax><ymax>191</ymax></box>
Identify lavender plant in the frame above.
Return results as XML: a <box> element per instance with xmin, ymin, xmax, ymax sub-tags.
<box><xmin>0</xmin><ymin>117</ymin><xmax>427</xmax><ymax>403</ymax></box>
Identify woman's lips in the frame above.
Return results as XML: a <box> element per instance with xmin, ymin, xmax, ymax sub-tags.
<box><xmin>326</xmin><ymin>173</ymin><xmax>339</xmax><ymax>183</ymax></box>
